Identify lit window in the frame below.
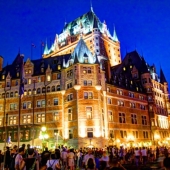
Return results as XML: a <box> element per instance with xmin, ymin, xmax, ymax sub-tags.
<box><xmin>108</xmin><ymin>111</ymin><xmax>113</xmax><ymax>121</ymax></box>
<box><xmin>2</xmin><ymin>75</ymin><xmax>5</xmax><ymax>79</ymax></box>
<box><xmin>15</xmin><ymin>91</ymin><xmax>18</xmax><ymax>97</ymax></box>
<box><xmin>86</xmin><ymin>107</ymin><xmax>92</xmax><ymax>119</ymax></box>
<box><xmin>38</xmin><ymin>77</ymin><xmax>41</xmax><ymax>82</ymax></box>
<box><xmin>37</xmin><ymin>114</ymin><xmax>45</xmax><ymax>123</ymax></box>
<box><xmin>28</xmin><ymin>69</ymin><xmax>31</xmax><ymax>73</ymax></box>
<box><xmin>28</xmin><ymin>89</ymin><xmax>32</xmax><ymax>95</ymax></box>
<box><xmin>68</xmin><ymin>108</ymin><xmax>72</xmax><ymax>121</ymax></box>
<box><xmin>54</xmin><ymin>112</ymin><xmax>59</xmax><ymax>121</ymax></box>
<box><xmin>23</xmin><ymin>115</ymin><xmax>31</xmax><ymax>124</ymax></box>
<box><xmin>58</xmin><ymin>65</ymin><xmax>61</xmax><ymax>70</ymax></box>
<box><xmin>10</xmin><ymin>104</ymin><xmax>17</xmax><ymax>110</ymax></box>
<box><xmin>0</xmin><ymin>118</ymin><xmax>2</xmax><ymax>126</ymax></box>
<box><xmin>24</xmin><ymin>90</ymin><xmax>27</xmax><ymax>96</ymax></box>
<box><xmin>41</xmin><ymin>100</ymin><xmax>45</xmax><ymax>107</ymax></box>
<box><xmin>9</xmin><ymin>116</ymin><xmax>17</xmax><ymax>125</ymax></box>
<box><xmin>84</xmin><ymin>92</ymin><xmax>93</xmax><ymax>99</ymax></box>
<box><xmin>47</xmin><ymin>75</ymin><xmax>51</xmax><ymax>81</ymax></box>
<box><xmin>28</xmin><ymin>79</ymin><xmax>31</xmax><ymax>84</ymax></box>
<box><xmin>27</xmin><ymin>102</ymin><xmax>31</xmax><ymax>109</ymax></box>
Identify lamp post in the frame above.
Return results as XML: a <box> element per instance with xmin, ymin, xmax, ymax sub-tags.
<box><xmin>39</xmin><ymin>126</ymin><xmax>49</xmax><ymax>150</ymax></box>
<box><xmin>54</xmin><ymin>130</ymin><xmax>59</xmax><ymax>149</ymax></box>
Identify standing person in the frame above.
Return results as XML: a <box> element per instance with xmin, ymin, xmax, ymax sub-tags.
<box><xmin>61</xmin><ymin>148</ymin><xmax>68</xmax><ymax>169</ymax></box>
<box><xmin>4</xmin><ymin>147</ymin><xmax>10</xmax><ymax>170</ymax></box>
<box><xmin>134</xmin><ymin>147</ymin><xmax>140</xmax><ymax>167</ymax></box>
<box><xmin>0</xmin><ymin>150</ymin><xmax>4</xmax><ymax>170</ymax></box>
<box><xmin>19</xmin><ymin>148</ymin><xmax>39</xmax><ymax>170</ymax></box>
<box><xmin>46</xmin><ymin>153</ymin><xmax>60</xmax><ymax>170</ymax></box>
<box><xmin>67</xmin><ymin>149</ymin><xmax>75</xmax><ymax>170</ymax></box>
<box><xmin>15</xmin><ymin>147</ymin><xmax>25</xmax><ymax>170</ymax></box>
<box><xmin>141</xmin><ymin>147</ymin><xmax>147</xmax><ymax>165</ymax></box>
<box><xmin>83</xmin><ymin>149</ymin><xmax>95</xmax><ymax>170</ymax></box>
<box><xmin>100</xmin><ymin>150</ymin><xmax>109</xmax><ymax>169</ymax></box>
<box><xmin>77</xmin><ymin>149</ymin><xmax>83</xmax><ymax>169</ymax></box>
<box><xmin>9</xmin><ymin>145</ymin><xmax>18</xmax><ymax>170</ymax></box>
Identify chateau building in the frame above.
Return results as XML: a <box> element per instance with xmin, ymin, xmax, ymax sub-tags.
<box><xmin>0</xmin><ymin>8</ymin><xmax>169</xmax><ymax>149</ymax></box>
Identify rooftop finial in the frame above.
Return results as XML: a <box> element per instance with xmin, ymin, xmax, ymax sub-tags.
<box><xmin>90</xmin><ymin>0</ymin><xmax>94</xmax><ymax>12</ymax></box>
<box><xmin>112</xmin><ymin>24</ymin><xmax>119</xmax><ymax>42</ymax></box>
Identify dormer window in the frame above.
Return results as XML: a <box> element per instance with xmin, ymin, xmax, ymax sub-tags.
<box><xmin>7</xmin><ymin>82</ymin><xmax>10</xmax><ymax>87</ymax></box>
<box><xmin>41</xmin><ymin>67</ymin><xmax>44</xmax><ymax>73</ymax></box>
<box><xmin>17</xmin><ymin>72</ymin><xmax>19</xmax><ymax>77</ymax></box>
<box><xmin>84</xmin><ymin>58</ymin><xmax>88</xmax><ymax>63</ymax></box>
<box><xmin>2</xmin><ymin>75</ymin><xmax>5</xmax><ymax>80</ymax></box>
<box><xmin>58</xmin><ymin>65</ymin><xmax>61</xmax><ymax>70</ymax></box>
<box><xmin>47</xmin><ymin>75</ymin><xmax>51</xmax><ymax>82</ymax></box>
<box><xmin>69</xmin><ymin>61</ymin><xmax>73</xmax><ymax>66</ymax></box>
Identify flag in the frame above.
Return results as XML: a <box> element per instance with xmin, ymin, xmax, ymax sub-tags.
<box><xmin>19</xmin><ymin>56</ymin><xmax>25</xmax><ymax>98</ymax></box>
<box><xmin>31</xmin><ymin>43</ymin><xmax>36</xmax><ymax>48</ymax></box>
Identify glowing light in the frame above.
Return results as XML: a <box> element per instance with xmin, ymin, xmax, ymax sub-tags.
<box><xmin>41</xmin><ymin>126</ymin><xmax>46</xmax><ymax>132</ymax></box>
<box><xmin>154</xmin><ymin>134</ymin><xmax>160</xmax><ymax>140</ymax></box>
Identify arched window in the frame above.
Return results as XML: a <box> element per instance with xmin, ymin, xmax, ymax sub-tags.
<box><xmin>51</xmin><ymin>86</ymin><xmax>55</xmax><ymax>92</ymax></box>
<box><xmin>24</xmin><ymin>90</ymin><xmax>27</xmax><ymax>96</ymax></box>
<box><xmin>28</xmin><ymin>89</ymin><xmax>32</xmax><ymax>95</ymax></box>
<box><xmin>47</xmin><ymin>86</ymin><xmax>50</xmax><ymax>92</ymax></box>
<box><xmin>15</xmin><ymin>91</ymin><xmax>18</xmax><ymax>97</ymax></box>
<box><xmin>10</xmin><ymin>92</ymin><xmax>13</xmax><ymax>97</ymax></box>
<box><xmin>6</xmin><ymin>93</ymin><xmax>9</xmax><ymax>98</ymax></box>
<box><xmin>42</xmin><ymin>87</ymin><xmax>46</xmax><ymax>93</ymax></box>
<box><xmin>57</xmin><ymin>85</ymin><xmax>60</xmax><ymax>91</ymax></box>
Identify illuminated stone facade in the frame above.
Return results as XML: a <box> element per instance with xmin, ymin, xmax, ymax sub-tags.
<box><xmin>0</xmin><ymin>9</ymin><xmax>169</xmax><ymax>150</ymax></box>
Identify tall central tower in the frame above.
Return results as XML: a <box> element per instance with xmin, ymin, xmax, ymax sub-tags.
<box><xmin>43</xmin><ymin>8</ymin><xmax>121</xmax><ymax>67</ymax></box>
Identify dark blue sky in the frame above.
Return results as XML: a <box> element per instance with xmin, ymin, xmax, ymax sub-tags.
<box><xmin>0</xmin><ymin>0</ymin><xmax>170</xmax><ymax>83</ymax></box>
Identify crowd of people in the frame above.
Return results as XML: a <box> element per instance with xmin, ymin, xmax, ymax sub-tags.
<box><xmin>0</xmin><ymin>144</ymin><xmax>170</xmax><ymax>170</ymax></box>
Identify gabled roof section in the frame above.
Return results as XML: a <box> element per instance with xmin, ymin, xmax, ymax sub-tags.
<box><xmin>160</xmin><ymin>68</ymin><xmax>167</xmax><ymax>83</ymax></box>
<box><xmin>60</xmin><ymin>10</ymin><xmax>103</xmax><ymax>36</ymax></box>
<box><xmin>70</xmin><ymin>38</ymin><xmax>96</xmax><ymax>64</ymax></box>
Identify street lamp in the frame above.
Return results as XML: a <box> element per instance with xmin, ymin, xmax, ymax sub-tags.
<box><xmin>39</xmin><ymin>126</ymin><xmax>49</xmax><ymax>150</ymax></box>
<box><xmin>54</xmin><ymin>129</ymin><xmax>59</xmax><ymax>149</ymax></box>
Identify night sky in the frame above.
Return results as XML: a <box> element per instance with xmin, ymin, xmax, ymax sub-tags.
<box><xmin>0</xmin><ymin>0</ymin><xmax>170</xmax><ymax>83</ymax></box>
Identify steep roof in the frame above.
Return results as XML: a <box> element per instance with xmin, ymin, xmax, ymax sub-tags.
<box><xmin>160</xmin><ymin>68</ymin><xmax>167</xmax><ymax>83</ymax></box>
<box><xmin>110</xmin><ymin>50</ymin><xmax>148</xmax><ymax>92</ymax></box>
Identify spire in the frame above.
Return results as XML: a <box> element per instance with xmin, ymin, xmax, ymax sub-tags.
<box><xmin>160</xmin><ymin>67</ymin><xmax>167</xmax><ymax>83</ymax></box>
<box><xmin>90</xmin><ymin>0</ymin><xmax>94</xmax><ymax>12</ymax></box>
<box><xmin>112</xmin><ymin>25</ymin><xmax>119</xmax><ymax>42</ymax></box>
<box><xmin>43</xmin><ymin>40</ymin><xmax>49</xmax><ymax>55</ymax></box>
